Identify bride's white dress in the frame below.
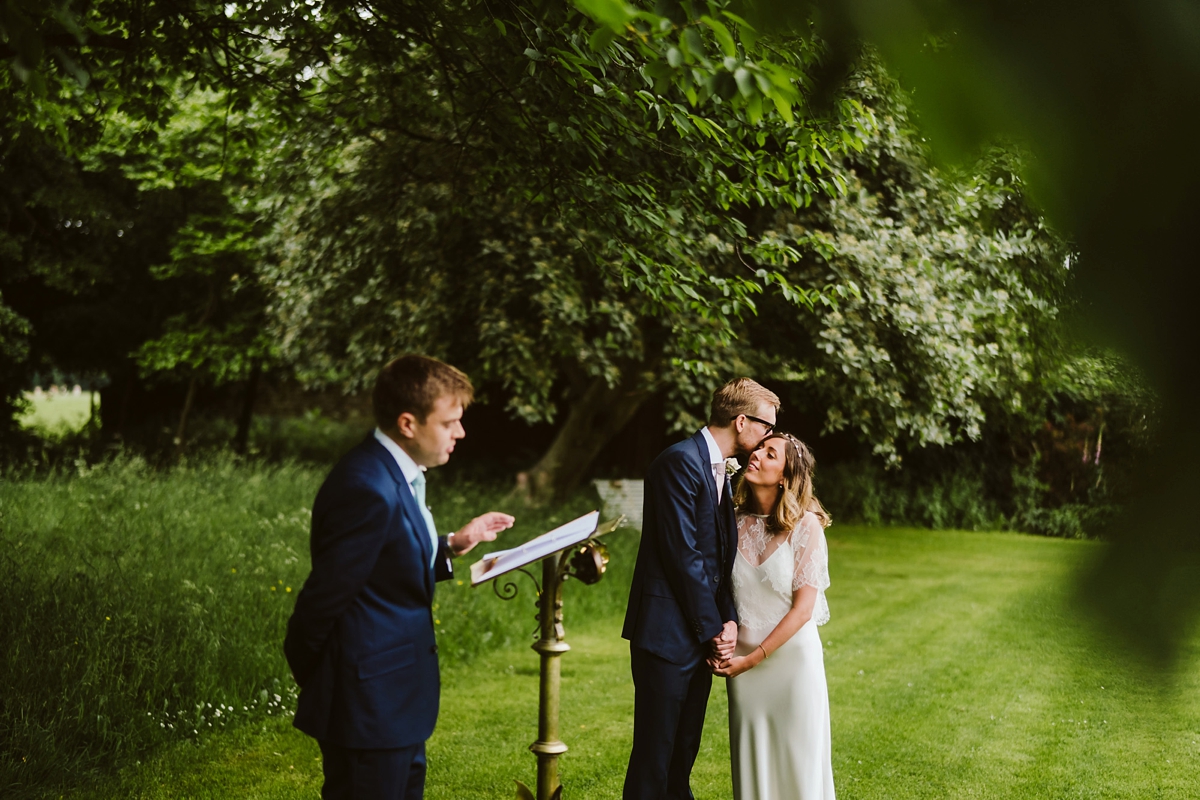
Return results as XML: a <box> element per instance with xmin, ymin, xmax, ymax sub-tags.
<box><xmin>728</xmin><ymin>510</ymin><xmax>835</xmax><ymax>800</ymax></box>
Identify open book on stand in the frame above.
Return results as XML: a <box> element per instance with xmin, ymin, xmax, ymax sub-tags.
<box><xmin>470</xmin><ymin>510</ymin><xmax>624</xmax><ymax>586</ymax></box>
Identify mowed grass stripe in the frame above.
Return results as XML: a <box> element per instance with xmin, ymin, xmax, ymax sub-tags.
<box><xmin>53</xmin><ymin>524</ymin><xmax>1200</xmax><ymax>799</ymax></box>
<box><xmin>827</xmin><ymin>527</ymin><xmax>1199</xmax><ymax>799</ymax></box>
<box><xmin>827</xmin><ymin>527</ymin><xmax>1080</xmax><ymax>793</ymax></box>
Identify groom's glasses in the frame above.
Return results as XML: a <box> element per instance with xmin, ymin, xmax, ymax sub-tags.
<box><xmin>743</xmin><ymin>414</ymin><xmax>776</xmax><ymax>435</ymax></box>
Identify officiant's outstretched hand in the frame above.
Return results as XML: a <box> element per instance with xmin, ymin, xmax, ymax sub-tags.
<box><xmin>449</xmin><ymin>511</ymin><xmax>515</xmax><ymax>556</ymax></box>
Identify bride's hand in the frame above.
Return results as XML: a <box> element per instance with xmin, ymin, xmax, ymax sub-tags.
<box><xmin>712</xmin><ymin>654</ymin><xmax>758</xmax><ymax>678</ymax></box>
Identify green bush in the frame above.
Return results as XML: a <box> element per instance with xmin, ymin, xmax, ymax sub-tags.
<box><xmin>818</xmin><ymin>458</ymin><xmax>1005</xmax><ymax>532</ymax></box>
<box><xmin>1007</xmin><ymin>457</ymin><xmax>1116</xmax><ymax>538</ymax></box>
<box><xmin>0</xmin><ymin>456</ymin><xmax>631</xmax><ymax>797</ymax></box>
<box><xmin>817</xmin><ymin>454</ymin><xmax>1117</xmax><ymax>537</ymax></box>
<box><xmin>180</xmin><ymin>410</ymin><xmax>374</xmax><ymax>464</ymax></box>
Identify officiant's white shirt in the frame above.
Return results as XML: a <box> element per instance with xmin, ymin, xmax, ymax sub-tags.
<box><xmin>374</xmin><ymin>428</ymin><xmax>450</xmax><ymax>572</ymax></box>
<box><xmin>700</xmin><ymin>426</ymin><xmax>725</xmax><ymax>502</ymax></box>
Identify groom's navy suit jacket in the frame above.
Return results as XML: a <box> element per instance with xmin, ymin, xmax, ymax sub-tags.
<box><xmin>622</xmin><ymin>431</ymin><xmax>738</xmax><ymax>663</ymax></box>
<box><xmin>284</xmin><ymin>435</ymin><xmax>453</xmax><ymax>750</ymax></box>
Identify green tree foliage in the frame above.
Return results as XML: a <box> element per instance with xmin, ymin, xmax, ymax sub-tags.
<box><xmin>0</xmin><ymin>295</ymin><xmax>32</xmax><ymax>437</ymax></box>
<box><xmin>109</xmin><ymin>90</ymin><xmax>276</xmax><ymax>453</ymax></box>
<box><xmin>261</xmin><ymin>0</ymin><xmax>869</xmax><ymax>498</ymax></box>
<box><xmin>0</xmin><ymin>1</ymin><xmax>278</xmax><ymax>450</ymax></box>
<box><xmin>265</xmin><ymin>10</ymin><xmax>1085</xmax><ymax>502</ymax></box>
<box><xmin>2</xmin><ymin>1</ymin><xmax>1087</xmax><ymax>496</ymax></box>
<box><xmin>0</xmin><ymin>2</ymin><xmax>1148</xmax><ymax>538</ymax></box>
<box><xmin>749</xmin><ymin>67</ymin><xmax>1072</xmax><ymax>461</ymax></box>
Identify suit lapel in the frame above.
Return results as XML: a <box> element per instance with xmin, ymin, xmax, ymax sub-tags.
<box><xmin>691</xmin><ymin>433</ymin><xmax>720</xmax><ymax>512</ymax></box>
<box><xmin>692</xmin><ymin>432</ymin><xmax>728</xmax><ymax>567</ymax></box>
<box><xmin>367</xmin><ymin>437</ymin><xmax>435</xmax><ymax>597</ymax></box>
<box><xmin>398</xmin><ymin>474</ymin><xmax>436</xmax><ymax>594</ymax></box>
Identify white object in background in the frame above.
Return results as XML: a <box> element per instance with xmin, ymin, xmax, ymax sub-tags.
<box><xmin>593</xmin><ymin>479</ymin><xmax>644</xmax><ymax>531</ymax></box>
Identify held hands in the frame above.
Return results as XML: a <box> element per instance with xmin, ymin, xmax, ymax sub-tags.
<box><xmin>449</xmin><ymin>512</ymin><xmax>515</xmax><ymax>557</ymax></box>
<box><xmin>711</xmin><ymin>651</ymin><xmax>761</xmax><ymax>679</ymax></box>
<box><xmin>708</xmin><ymin>619</ymin><xmax>738</xmax><ymax>661</ymax></box>
<box><xmin>706</xmin><ymin>621</ymin><xmax>765</xmax><ymax>678</ymax></box>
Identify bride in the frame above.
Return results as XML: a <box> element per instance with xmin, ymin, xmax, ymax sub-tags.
<box><xmin>712</xmin><ymin>432</ymin><xmax>835</xmax><ymax>800</ymax></box>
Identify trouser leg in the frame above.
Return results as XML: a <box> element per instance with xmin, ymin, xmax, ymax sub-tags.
<box><xmin>319</xmin><ymin>740</ymin><xmax>353</xmax><ymax>800</ymax></box>
<box><xmin>402</xmin><ymin>742</ymin><xmax>427</xmax><ymax>800</ymax></box>
<box><xmin>318</xmin><ymin>740</ymin><xmax>426</xmax><ymax>800</ymax></box>
<box><xmin>623</xmin><ymin>644</ymin><xmax>707</xmax><ymax>800</ymax></box>
<box><xmin>666</xmin><ymin>661</ymin><xmax>713</xmax><ymax>799</ymax></box>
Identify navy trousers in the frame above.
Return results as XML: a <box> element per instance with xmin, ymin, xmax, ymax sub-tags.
<box><xmin>623</xmin><ymin>644</ymin><xmax>712</xmax><ymax>800</ymax></box>
<box><xmin>318</xmin><ymin>740</ymin><xmax>426</xmax><ymax>800</ymax></box>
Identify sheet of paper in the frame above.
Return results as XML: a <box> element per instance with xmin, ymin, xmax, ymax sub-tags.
<box><xmin>470</xmin><ymin>510</ymin><xmax>600</xmax><ymax>585</ymax></box>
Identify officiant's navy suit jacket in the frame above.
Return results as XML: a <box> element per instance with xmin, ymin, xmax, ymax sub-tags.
<box><xmin>622</xmin><ymin>430</ymin><xmax>738</xmax><ymax>663</ymax></box>
<box><xmin>284</xmin><ymin>435</ymin><xmax>452</xmax><ymax>750</ymax></box>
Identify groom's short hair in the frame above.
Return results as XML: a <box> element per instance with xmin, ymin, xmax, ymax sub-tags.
<box><xmin>373</xmin><ymin>354</ymin><xmax>474</xmax><ymax>428</ymax></box>
<box><xmin>708</xmin><ymin>378</ymin><xmax>780</xmax><ymax>427</ymax></box>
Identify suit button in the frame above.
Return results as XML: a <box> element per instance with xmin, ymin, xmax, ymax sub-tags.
<box><xmin>431</xmin><ymin>645</ymin><xmax>439</xmax><ymax>654</ymax></box>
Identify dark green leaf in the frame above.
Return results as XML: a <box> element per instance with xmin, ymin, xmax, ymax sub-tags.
<box><xmin>700</xmin><ymin>15</ymin><xmax>737</xmax><ymax>59</ymax></box>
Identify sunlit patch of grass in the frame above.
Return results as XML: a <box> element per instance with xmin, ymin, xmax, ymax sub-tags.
<box><xmin>17</xmin><ymin>391</ymin><xmax>97</xmax><ymax>434</ymax></box>
<box><xmin>41</xmin><ymin>522</ymin><xmax>1200</xmax><ymax>799</ymax></box>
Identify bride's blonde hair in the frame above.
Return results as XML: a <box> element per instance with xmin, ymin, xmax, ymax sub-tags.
<box><xmin>733</xmin><ymin>432</ymin><xmax>830</xmax><ymax>533</ymax></box>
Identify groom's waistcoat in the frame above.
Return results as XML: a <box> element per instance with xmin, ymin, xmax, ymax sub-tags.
<box><xmin>622</xmin><ymin>431</ymin><xmax>738</xmax><ymax>664</ymax></box>
<box><xmin>284</xmin><ymin>435</ymin><xmax>453</xmax><ymax>749</ymax></box>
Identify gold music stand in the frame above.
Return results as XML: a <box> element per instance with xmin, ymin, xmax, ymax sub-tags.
<box><xmin>471</xmin><ymin>511</ymin><xmax>626</xmax><ymax>800</ymax></box>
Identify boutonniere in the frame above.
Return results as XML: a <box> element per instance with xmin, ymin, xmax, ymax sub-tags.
<box><xmin>724</xmin><ymin>457</ymin><xmax>741</xmax><ymax>478</ymax></box>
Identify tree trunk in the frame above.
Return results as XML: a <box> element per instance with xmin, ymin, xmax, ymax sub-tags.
<box><xmin>233</xmin><ymin>360</ymin><xmax>262</xmax><ymax>455</ymax></box>
<box><xmin>519</xmin><ymin>376</ymin><xmax>651</xmax><ymax>504</ymax></box>
<box><xmin>174</xmin><ymin>284</ymin><xmax>218</xmax><ymax>460</ymax></box>
<box><xmin>104</xmin><ymin>370</ymin><xmax>137</xmax><ymax>441</ymax></box>
<box><xmin>173</xmin><ymin>377</ymin><xmax>198</xmax><ymax>461</ymax></box>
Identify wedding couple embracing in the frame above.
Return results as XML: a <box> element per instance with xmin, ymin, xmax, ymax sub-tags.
<box><xmin>623</xmin><ymin>378</ymin><xmax>835</xmax><ymax>800</ymax></box>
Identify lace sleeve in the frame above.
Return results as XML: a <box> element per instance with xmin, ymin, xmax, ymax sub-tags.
<box><xmin>790</xmin><ymin>512</ymin><xmax>830</xmax><ymax>593</ymax></box>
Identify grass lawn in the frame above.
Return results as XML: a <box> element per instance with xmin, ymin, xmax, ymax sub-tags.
<box><xmin>18</xmin><ymin>391</ymin><xmax>97</xmax><ymax>434</ymax></box>
<box><xmin>55</xmin><ymin>526</ymin><xmax>1200</xmax><ymax>799</ymax></box>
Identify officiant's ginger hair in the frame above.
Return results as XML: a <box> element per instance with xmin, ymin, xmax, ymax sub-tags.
<box><xmin>709</xmin><ymin>378</ymin><xmax>780</xmax><ymax>427</ymax></box>
<box><xmin>374</xmin><ymin>354</ymin><xmax>474</xmax><ymax>429</ymax></box>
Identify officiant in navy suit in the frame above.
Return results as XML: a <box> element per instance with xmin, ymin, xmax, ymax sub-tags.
<box><xmin>622</xmin><ymin>378</ymin><xmax>780</xmax><ymax>800</ymax></box>
<box><xmin>285</xmin><ymin>355</ymin><xmax>514</xmax><ymax>800</ymax></box>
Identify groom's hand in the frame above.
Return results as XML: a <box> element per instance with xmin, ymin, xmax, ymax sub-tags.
<box><xmin>449</xmin><ymin>512</ymin><xmax>515</xmax><ymax>556</ymax></box>
<box><xmin>709</xmin><ymin>620</ymin><xmax>737</xmax><ymax>659</ymax></box>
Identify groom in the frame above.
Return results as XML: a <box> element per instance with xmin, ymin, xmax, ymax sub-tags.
<box><xmin>622</xmin><ymin>377</ymin><xmax>780</xmax><ymax>799</ymax></box>
<box><xmin>285</xmin><ymin>354</ymin><xmax>513</xmax><ymax>800</ymax></box>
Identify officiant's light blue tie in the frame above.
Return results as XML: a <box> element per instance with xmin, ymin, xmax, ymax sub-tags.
<box><xmin>410</xmin><ymin>471</ymin><xmax>438</xmax><ymax>567</ymax></box>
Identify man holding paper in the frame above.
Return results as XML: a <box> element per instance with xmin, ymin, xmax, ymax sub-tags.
<box><xmin>285</xmin><ymin>354</ymin><xmax>514</xmax><ymax>800</ymax></box>
<box><xmin>622</xmin><ymin>378</ymin><xmax>780</xmax><ymax>800</ymax></box>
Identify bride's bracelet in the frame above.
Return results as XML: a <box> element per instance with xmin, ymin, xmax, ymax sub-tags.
<box><xmin>757</xmin><ymin>644</ymin><xmax>768</xmax><ymax>661</ymax></box>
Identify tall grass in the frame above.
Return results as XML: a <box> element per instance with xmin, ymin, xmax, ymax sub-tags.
<box><xmin>817</xmin><ymin>457</ymin><xmax>1117</xmax><ymax>537</ymax></box>
<box><xmin>0</xmin><ymin>455</ymin><xmax>629</xmax><ymax>798</ymax></box>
